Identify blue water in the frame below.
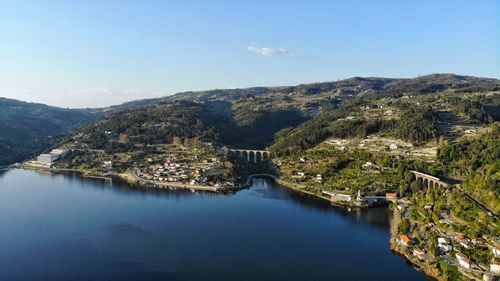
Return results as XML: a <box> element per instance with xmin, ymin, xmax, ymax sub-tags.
<box><xmin>0</xmin><ymin>169</ymin><xmax>426</xmax><ymax>281</ymax></box>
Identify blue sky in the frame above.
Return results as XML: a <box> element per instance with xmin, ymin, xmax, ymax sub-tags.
<box><xmin>1</xmin><ymin>0</ymin><xmax>499</xmax><ymax>107</ymax></box>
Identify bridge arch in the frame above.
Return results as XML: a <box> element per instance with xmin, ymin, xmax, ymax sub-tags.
<box><xmin>410</xmin><ymin>171</ymin><xmax>448</xmax><ymax>190</ymax></box>
<box><xmin>255</xmin><ymin>151</ymin><xmax>262</xmax><ymax>162</ymax></box>
<box><xmin>227</xmin><ymin>148</ymin><xmax>272</xmax><ymax>163</ymax></box>
<box><xmin>249</xmin><ymin>151</ymin><xmax>255</xmax><ymax>163</ymax></box>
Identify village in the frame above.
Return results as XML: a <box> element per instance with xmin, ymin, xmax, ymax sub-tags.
<box><xmin>23</xmin><ymin>140</ymin><xmax>238</xmax><ymax>191</ymax></box>
<box><xmin>133</xmin><ymin>151</ymin><xmax>236</xmax><ymax>189</ymax></box>
<box><xmin>393</xmin><ymin>184</ymin><xmax>499</xmax><ymax>281</ymax></box>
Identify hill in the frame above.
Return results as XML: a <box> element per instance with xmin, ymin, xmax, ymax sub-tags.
<box><xmin>11</xmin><ymin>73</ymin><xmax>500</xmax><ymax>167</ymax></box>
<box><xmin>58</xmin><ymin>99</ymin><xmax>306</xmax><ymax>151</ymax></box>
<box><xmin>0</xmin><ymin>97</ymin><xmax>101</xmax><ymax>166</ymax></box>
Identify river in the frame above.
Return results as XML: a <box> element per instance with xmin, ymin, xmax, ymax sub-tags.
<box><xmin>0</xmin><ymin>169</ymin><xmax>427</xmax><ymax>281</ymax></box>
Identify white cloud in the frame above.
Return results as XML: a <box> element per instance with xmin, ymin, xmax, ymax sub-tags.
<box><xmin>246</xmin><ymin>44</ymin><xmax>293</xmax><ymax>57</ymax></box>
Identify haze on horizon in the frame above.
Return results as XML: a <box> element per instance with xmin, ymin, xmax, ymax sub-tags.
<box><xmin>1</xmin><ymin>0</ymin><xmax>499</xmax><ymax>108</ymax></box>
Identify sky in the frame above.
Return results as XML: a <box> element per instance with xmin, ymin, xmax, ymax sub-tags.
<box><xmin>1</xmin><ymin>0</ymin><xmax>499</xmax><ymax>108</ymax></box>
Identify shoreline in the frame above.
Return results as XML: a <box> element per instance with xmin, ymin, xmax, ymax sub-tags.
<box><xmin>16</xmin><ymin>165</ymin><xmax>439</xmax><ymax>280</ymax></box>
<box><xmin>389</xmin><ymin>241</ymin><xmax>442</xmax><ymax>281</ymax></box>
<box><xmin>389</xmin><ymin>208</ymin><xmax>446</xmax><ymax>281</ymax></box>
<box><xmin>19</xmin><ymin>164</ymin><xmax>248</xmax><ymax>193</ymax></box>
<box><xmin>275</xmin><ymin>178</ymin><xmax>383</xmax><ymax>209</ymax></box>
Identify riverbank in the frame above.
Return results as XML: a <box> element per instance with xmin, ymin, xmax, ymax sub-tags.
<box><xmin>276</xmin><ymin>179</ymin><xmax>331</xmax><ymax>202</ymax></box>
<box><xmin>275</xmin><ymin>178</ymin><xmax>384</xmax><ymax>209</ymax></box>
<box><xmin>390</xmin><ymin>246</ymin><xmax>442</xmax><ymax>281</ymax></box>
<box><xmin>389</xmin><ymin>208</ymin><xmax>446</xmax><ymax>281</ymax></box>
<box><xmin>20</xmin><ymin>164</ymin><xmax>246</xmax><ymax>193</ymax></box>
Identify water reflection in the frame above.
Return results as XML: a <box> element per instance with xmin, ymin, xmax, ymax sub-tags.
<box><xmin>27</xmin><ymin>170</ymin><xmax>393</xmax><ymax>229</ymax></box>
<box><xmin>0</xmin><ymin>169</ymin><xmax>427</xmax><ymax>281</ymax></box>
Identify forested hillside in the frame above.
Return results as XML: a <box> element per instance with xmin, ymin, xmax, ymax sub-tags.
<box><xmin>59</xmin><ymin>100</ymin><xmax>306</xmax><ymax>151</ymax></box>
<box><xmin>0</xmin><ymin>98</ymin><xmax>100</xmax><ymax>166</ymax></box>
<box><xmin>5</xmin><ymin>73</ymin><xmax>500</xmax><ymax>167</ymax></box>
<box><xmin>438</xmin><ymin>125</ymin><xmax>500</xmax><ymax>212</ymax></box>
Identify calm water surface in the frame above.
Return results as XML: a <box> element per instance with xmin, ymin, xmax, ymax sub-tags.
<box><xmin>0</xmin><ymin>169</ymin><xmax>427</xmax><ymax>281</ymax></box>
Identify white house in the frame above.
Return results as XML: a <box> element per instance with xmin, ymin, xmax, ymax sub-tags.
<box><xmin>389</xmin><ymin>144</ymin><xmax>398</xmax><ymax>150</ymax></box>
<box><xmin>456</xmin><ymin>252</ymin><xmax>473</xmax><ymax>269</ymax></box>
<box><xmin>315</xmin><ymin>174</ymin><xmax>323</xmax><ymax>183</ymax></box>
<box><xmin>438</xmin><ymin>237</ymin><xmax>452</xmax><ymax>252</ymax></box>
<box><xmin>493</xmin><ymin>245</ymin><xmax>500</xmax><ymax>257</ymax></box>
<box><xmin>491</xmin><ymin>260</ymin><xmax>500</xmax><ymax>274</ymax></box>
<box><xmin>456</xmin><ymin>235</ymin><xmax>472</xmax><ymax>249</ymax></box>
<box><xmin>413</xmin><ymin>248</ymin><xmax>427</xmax><ymax>260</ymax></box>
<box><xmin>50</xmin><ymin>148</ymin><xmax>66</xmax><ymax>155</ymax></box>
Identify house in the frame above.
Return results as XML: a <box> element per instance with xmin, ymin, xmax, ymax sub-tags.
<box><xmin>440</xmin><ymin>243</ymin><xmax>453</xmax><ymax>252</ymax></box>
<box><xmin>438</xmin><ymin>237</ymin><xmax>452</xmax><ymax>252</ymax></box>
<box><xmin>456</xmin><ymin>235</ymin><xmax>472</xmax><ymax>249</ymax></box>
<box><xmin>399</xmin><ymin>234</ymin><xmax>412</xmax><ymax>246</ymax></box>
<box><xmin>315</xmin><ymin>174</ymin><xmax>323</xmax><ymax>183</ymax></box>
<box><xmin>465</xmin><ymin>129</ymin><xmax>477</xmax><ymax>134</ymax></box>
<box><xmin>456</xmin><ymin>252</ymin><xmax>473</xmax><ymax>269</ymax></box>
<box><xmin>493</xmin><ymin>245</ymin><xmax>500</xmax><ymax>257</ymax></box>
<box><xmin>413</xmin><ymin>248</ymin><xmax>427</xmax><ymax>260</ymax></box>
<box><xmin>385</xmin><ymin>192</ymin><xmax>397</xmax><ymax>200</ymax></box>
<box><xmin>483</xmin><ymin>273</ymin><xmax>497</xmax><ymax>281</ymax></box>
<box><xmin>438</xmin><ymin>237</ymin><xmax>450</xmax><ymax>245</ymax></box>
<box><xmin>389</xmin><ymin>144</ymin><xmax>398</xmax><ymax>150</ymax></box>
<box><xmin>397</xmin><ymin>203</ymin><xmax>408</xmax><ymax>211</ymax></box>
<box><xmin>491</xmin><ymin>260</ymin><xmax>500</xmax><ymax>274</ymax></box>
<box><xmin>362</xmin><ymin>161</ymin><xmax>374</xmax><ymax>168</ymax></box>
<box><xmin>424</xmin><ymin>204</ymin><xmax>434</xmax><ymax>213</ymax></box>
<box><xmin>50</xmin><ymin>148</ymin><xmax>66</xmax><ymax>155</ymax></box>
<box><xmin>473</xmin><ymin>237</ymin><xmax>486</xmax><ymax>246</ymax></box>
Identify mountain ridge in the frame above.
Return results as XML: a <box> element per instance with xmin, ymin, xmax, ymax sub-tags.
<box><xmin>2</xmin><ymin>73</ymin><xmax>499</xmax><ymax>166</ymax></box>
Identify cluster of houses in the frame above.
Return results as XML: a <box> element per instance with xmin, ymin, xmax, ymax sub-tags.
<box><xmin>136</xmin><ymin>154</ymin><xmax>233</xmax><ymax>187</ymax></box>
<box><xmin>138</xmin><ymin>161</ymin><xmax>192</xmax><ymax>183</ymax></box>
<box><xmin>398</xmin><ymin>232</ymin><xmax>500</xmax><ymax>277</ymax></box>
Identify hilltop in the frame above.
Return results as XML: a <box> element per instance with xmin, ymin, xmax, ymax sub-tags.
<box><xmin>5</xmin><ymin>73</ymin><xmax>499</xmax><ymax>167</ymax></box>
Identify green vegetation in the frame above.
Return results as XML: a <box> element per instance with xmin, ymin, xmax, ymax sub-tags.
<box><xmin>446</xmin><ymin>93</ymin><xmax>500</xmax><ymax>124</ymax></box>
<box><xmin>438</xmin><ymin>124</ymin><xmax>500</xmax><ymax>212</ymax></box>
<box><xmin>14</xmin><ymin>73</ymin><xmax>499</xmax><ymax>281</ymax></box>
<box><xmin>394</xmin><ymin>106</ymin><xmax>438</xmax><ymax>145</ymax></box>
<box><xmin>437</xmin><ymin>258</ymin><xmax>461</xmax><ymax>281</ymax></box>
<box><xmin>0</xmin><ymin>97</ymin><xmax>100</xmax><ymax>166</ymax></box>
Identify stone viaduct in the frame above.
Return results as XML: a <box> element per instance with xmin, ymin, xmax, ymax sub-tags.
<box><xmin>411</xmin><ymin>171</ymin><xmax>449</xmax><ymax>189</ymax></box>
<box><xmin>226</xmin><ymin>148</ymin><xmax>271</xmax><ymax>163</ymax></box>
